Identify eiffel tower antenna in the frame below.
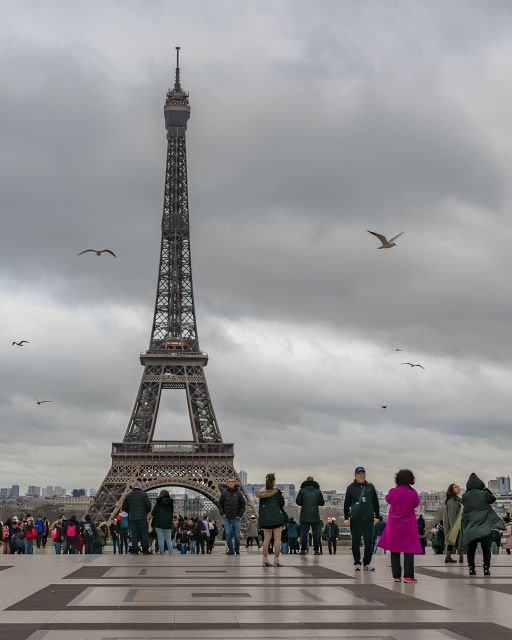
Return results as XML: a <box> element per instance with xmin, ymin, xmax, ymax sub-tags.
<box><xmin>89</xmin><ymin>50</ymin><xmax>255</xmax><ymax>521</ymax></box>
<box><xmin>174</xmin><ymin>45</ymin><xmax>181</xmax><ymax>91</ymax></box>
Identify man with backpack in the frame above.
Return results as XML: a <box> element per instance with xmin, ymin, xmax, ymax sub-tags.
<box><xmin>344</xmin><ymin>466</ymin><xmax>380</xmax><ymax>571</ymax></box>
<box><xmin>82</xmin><ymin>515</ymin><xmax>96</xmax><ymax>554</ymax></box>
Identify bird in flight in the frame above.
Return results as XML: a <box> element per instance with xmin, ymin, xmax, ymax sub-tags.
<box><xmin>401</xmin><ymin>362</ymin><xmax>425</xmax><ymax>369</ymax></box>
<box><xmin>12</xmin><ymin>340</ymin><xmax>29</xmax><ymax>346</ymax></box>
<box><xmin>381</xmin><ymin>405</ymin><xmax>388</xmax><ymax>409</ymax></box>
<box><xmin>31</xmin><ymin>395</ymin><xmax>53</xmax><ymax>405</ymax></box>
<box><xmin>77</xmin><ymin>249</ymin><xmax>117</xmax><ymax>257</ymax></box>
<box><xmin>395</xmin><ymin>348</ymin><xmax>403</xmax><ymax>352</ymax></box>
<box><xmin>367</xmin><ymin>230</ymin><xmax>404</xmax><ymax>249</ymax></box>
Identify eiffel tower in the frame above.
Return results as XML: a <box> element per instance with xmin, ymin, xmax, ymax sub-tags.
<box><xmin>89</xmin><ymin>49</ymin><xmax>254</xmax><ymax>521</ymax></box>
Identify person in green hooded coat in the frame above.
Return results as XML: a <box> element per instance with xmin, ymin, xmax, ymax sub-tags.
<box><xmin>462</xmin><ymin>472</ymin><xmax>505</xmax><ymax>576</ymax></box>
<box><xmin>443</xmin><ymin>483</ymin><xmax>463</xmax><ymax>563</ymax></box>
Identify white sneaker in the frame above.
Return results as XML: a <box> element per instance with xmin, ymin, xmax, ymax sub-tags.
<box><xmin>354</xmin><ymin>563</ymin><xmax>362</xmax><ymax>571</ymax></box>
<box><xmin>365</xmin><ymin>563</ymin><xmax>375</xmax><ymax>571</ymax></box>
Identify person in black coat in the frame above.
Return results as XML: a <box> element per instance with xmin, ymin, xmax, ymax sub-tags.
<box><xmin>122</xmin><ymin>480</ymin><xmax>152</xmax><ymax>555</ymax></box>
<box><xmin>218</xmin><ymin>479</ymin><xmax>246</xmax><ymax>555</ymax></box>
<box><xmin>151</xmin><ymin>489</ymin><xmax>174</xmax><ymax>556</ymax></box>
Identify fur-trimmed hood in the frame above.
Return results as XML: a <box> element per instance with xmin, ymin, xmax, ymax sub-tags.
<box><xmin>255</xmin><ymin>488</ymin><xmax>280</xmax><ymax>499</ymax></box>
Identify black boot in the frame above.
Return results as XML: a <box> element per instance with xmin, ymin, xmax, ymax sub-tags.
<box><xmin>484</xmin><ymin>565</ymin><xmax>491</xmax><ymax>576</ymax></box>
<box><xmin>469</xmin><ymin>565</ymin><xmax>476</xmax><ymax>576</ymax></box>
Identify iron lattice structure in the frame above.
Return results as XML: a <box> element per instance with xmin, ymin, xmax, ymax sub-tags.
<box><xmin>89</xmin><ymin>50</ymin><xmax>254</xmax><ymax>521</ymax></box>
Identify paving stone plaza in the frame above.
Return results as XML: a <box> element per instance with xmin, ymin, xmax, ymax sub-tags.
<box><xmin>2</xmin><ymin>549</ymin><xmax>512</xmax><ymax>639</ymax></box>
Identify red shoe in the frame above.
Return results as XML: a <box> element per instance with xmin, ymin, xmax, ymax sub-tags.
<box><xmin>403</xmin><ymin>577</ymin><xmax>417</xmax><ymax>583</ymax></box>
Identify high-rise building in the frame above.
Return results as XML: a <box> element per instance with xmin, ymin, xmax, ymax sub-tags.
<box><xmin>238</xmin><ymin>469</ymin><xmax>248</xmax><ymax>485</ymax></box>
<box><xmin>72</xmin><ymin>489</ymin><xmax>86</xmax><ymax>498</ymax></box>
<box><xmin>498</xmin><ymin>477</ymin><xmax>511</xmax><ymax>494</ymax></box>
<box><xmin>488</xmin><ymin>479</ymin><xmax>499</xmax><ymax>493</ymax></box>
<box><xmin>27</xmin><ymin>485</ymin><xmax>41</xmax><ymax>498</ymax></box>
<box><xmin>11</xmin><ymin>485</ymin><xmax>20</xmax><ymax>498</ymax></box>
<box><xmin>0</xmin><ymin>488</ymin><xmax>10</xmax><ymax>498</ymax></box>
<box><xmin>53</xmin><ymin>486</ymin><xmax>66</xmax><ymax>497</ymax></box>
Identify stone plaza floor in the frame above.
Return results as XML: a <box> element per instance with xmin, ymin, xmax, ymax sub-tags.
<box><xmin>1</xmin><ymin>547</ymin><xmax>512</xmax><ymax>639</ymax></box>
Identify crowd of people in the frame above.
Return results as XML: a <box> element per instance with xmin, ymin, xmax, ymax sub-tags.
<box><xmin>2</xmin><ymin>469</ymin><xmax>508</xmax><ymax>582</ymax></box>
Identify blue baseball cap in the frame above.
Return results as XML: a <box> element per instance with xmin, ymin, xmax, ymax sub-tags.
<box><xmin>355</xmin><ymin>466</ymin><xmax>366</xmax><ymax>473</ymax></box>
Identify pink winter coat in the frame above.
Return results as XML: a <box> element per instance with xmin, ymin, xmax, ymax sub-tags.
<box><xmin>377</xmin><ymin>485</ymin><xmax>422</xmax><ymax>554</ymax></box>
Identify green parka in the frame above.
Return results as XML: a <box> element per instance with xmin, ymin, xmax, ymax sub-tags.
<box><xmin>461</xmin><ymin>473</ymin><xmax>504</xmax><ymax>549</ymax></box>
<box><xmin>295</xmin><ymin>479</ymin><xmax>325</xmax><ymax>523</ymax></box>
<box><xmin>256</xmin><ymin>488</ymin><xmax>286</xmax><ymax>528</ymax></box>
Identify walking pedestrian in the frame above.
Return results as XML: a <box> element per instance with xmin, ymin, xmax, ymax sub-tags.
<box><xmin>34</xmin><ymin>515</ymin><xmax>45</xmax><ymax>549</ymax></box>
<box><xmin>296</xmin><ymin>476</ymin><xmax>325</xmax><ymax>555</ymax></box>
<box><xmin>377</xmin><ymin>469</ymin><xmax>422</xmax><ymax>583</ymax></box>
<box><xmin>462</xmin><ymin>473</ymin><xmax>505</xmax><ymax>576</ymax></box>
<box><xmin>42</xmin><ymin>516</ymin><xmax>49</xmax><ymax>548</ymax></box>
<box><xmin>417</xmin><ymin>514</ymin><xmax>427</xmax><ymax>554</ymax></box>
<box><xmin>207</xmin><ymin>518</ymin><xmax>218</xmax><ymax>554</ymax></box>
<box><xmin>122</xmin><ymin>480</ymin><xmax>152</xmax><ymax>555</ymax></box>
<box><xmin>49</xmin><ymin>519</ymin><xmax>63</xmax><ymax>554</ymax></box>
<box><xmin>443</xmin><ymin>483</ymin><xmax>464</xmax><ymax>563</ymax></box>
<box><xmin>24</xmin><ymin>518</ymin><xmax>37</xmax><ymax>554</ymax></box>
<box><xmin>218</xmin><ymin>478</ymin><xmax>246</xmax><ymax>555</ymax></box>
<box><xmin>246</xmin><ymin>515</ymin><xmax>261</xmax><ymax>548</ymax></box>
<box><xmin>326</xmin><ymin>517</ymin><xmax>339</xmax><ymax>555</ymax></box>
<box><xmin>62</xmin><ymin>515</ymin><xmax>79</xmax><ymax>554</ymax></box>
<box><xmin>109</xmin><ymin>518</ymin><xmax>120</xmax><ymax>554</ymax></box>
<box><xmin>344</xmin><ymin>466</ymin><xmax>380</xmax><ymax>571</ymax></box>
<box><xmin>151</xmin><ymin>489</ymin><xmax>174</xmax><ymax>556</ymax></box>
<box><xmin>256</xmin><ymin>473</ymin><xmax>287</xmax><ymax>567</ymax></box>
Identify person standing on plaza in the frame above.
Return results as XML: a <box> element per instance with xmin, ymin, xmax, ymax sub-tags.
<box><xmin>377</xmin><ymin>469</ymin><xmax>422</xmax><ymax>582</ymax></box>
<box><xmin>122</xmin><ymin>480</ymin><xmax>152</xmax><ymax>555</ymax></box>
<box><xmin>117</xmin><ymin>511</ymin><xmax>129</xmax><ymax>554</ymax></box>
<box><xmin>207</xmin><ymin>518</ymin><xmax>218</xmax><ymax>554</ymax></box>
<box><xmin>109</xmin><ymin>518</ymin><xmax>120</xmax><ymax>554</ymax></box>
<box><xmin>82</xmin><ymin>515</ymin><xmax>96</xmax><ymax>554</ymax></box>
<box><xmin>34</xmin><ymin>515</ymin><xmax>45</xmax><ymax>549</ymax></box>
<box><xmin>443</xmin><ymin>483</ymin><xmax>464</xmax><ymax>564</ymax></box>
<box><xmin>24</xmin><ymin>517</ymin><xmax>37</xmax><ymax>554</ymax></box>
<box><xmin>246</xmin><ymin>515</ymin><xmax>261</xmax><ymax>549</ymax></box>
<box><xmin>62</xmin><ymin>515</ymin><xmax>79</xmax><ymax>554</ymax></box>
<box><xmin>49</xmin><ymin>518</ymin><xmax>63</xmax><ymax>554</ymax></box>
<box><xmin>151</xmin><ymin>489</ymin><xmax>174</xmax><ymax>556</ymax></box>
<box><xmin>218</xmin><ymin>478</ymin><xmax>246</xmax><ymax>555</ymax></box>
<box><xmin>462</xmin><ymin>473</ymin><xmax>505</xmax><ymax>576</ymax></box>
<box><xmin>326</xmin><ymin>517</ymin><xmax>340</xmax><ymax>555</ymax></box>
<box><xmin>344</xmin><ymin>466</ymin><xmax>380</xmax><ymax>571</ymax></box>
<box><xmin>296</xmin><ymin>476</ymin><xmax>325</xmax><ymax>555</ymax></box>
<box><xmin>256</xmin><ymin>473</ymin><xmax>287</xmax><ymax>567</ymax></box>
<box><xmin>286</xmin><ymin>517</ymin><xmax>299</xmax><ymax>554</ymax></box>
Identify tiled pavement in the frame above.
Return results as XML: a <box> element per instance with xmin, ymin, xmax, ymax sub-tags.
<box><xmin>1</xmin><ymin>548</ymin><xmax>512</xmax><ymax>639</ymax></box>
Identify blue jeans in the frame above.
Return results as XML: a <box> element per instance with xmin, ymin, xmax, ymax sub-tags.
<box><xmin>112</xmin><ymin>537</ymin><xmax>120</xmax><ymax>554</ymax></box>
<box><xmin>53</xmin><ymin>541</ymin><xmax>62</xmax><ymax>554</ymax></box>
<box><xmin>223</xmin><ymin>518</ymin><xmax>241</xmax><ymax>553</ymax></box>
<box><xmin>155</xmin><ymin>527</ymin><xmax>173</xmax><ymax>555</ymax></box>
<box><xmin>25</xmin><ymin>539</ymin><xmax>34</xmax><ymax>554</ymax></box>
<box><xmin>190</xmin><ymin>539</ymin><xmax>197</xmax><ymax>554</ymax></box>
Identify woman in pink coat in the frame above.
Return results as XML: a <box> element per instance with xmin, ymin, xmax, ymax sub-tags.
<box><xmin>377</xmin><ymin>469</ymin><xmax>422</xmax><ymax>583</ymax></box>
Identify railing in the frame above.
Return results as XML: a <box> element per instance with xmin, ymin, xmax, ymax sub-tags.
<box><xmin>112</xmin><ymin>441</ymin><xmax>233</xmax><ymax>456</ymax></box>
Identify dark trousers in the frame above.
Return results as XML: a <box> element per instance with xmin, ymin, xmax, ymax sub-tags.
<box><xmin>246</xmin><ymin>536</ymin><xmax>260</xmax><ymax>548</ymax></box>
<box><xmin>328</xmin><ymin>538</ymin><xmax>337</xmax><ymax>554</ymax></box>
<box><xmin>198</xmin><ymin>538</ymin><xmax>206</xmax><ymax>554</ymax></box>
<box><xmin>84</xmin><ymin>538</ymin><xmax>94</xmax><ymax>554</ymax></box>
<box><xmin>300</xmin><ymin>524</ymin><xmax>320</xmax><ymax>552</ymax></box>
<box><xmin>207</xmin><ymin>537</ymin><xmax>215</xmax><ymax>554</ymax></box>
<box><xmin>119</xmin><ymin>532</ymin><xmax>129</xmax><ymax>554</ymax></box>
<box><xmin>129</xmin><ymin>519</ymin><xmax>149</xmax><ymax>553</ymax></box>
<box><xmin>467</xmin><ymin>533</ymin><xmax>493</xmax><ymax>567</ymax></box>
<box><xmin>289</xmin><ymin>537</ymin><xmax>299</xmax><ymax>553</ymax></box>
<box><xmin>391</xmin><ymin>552</ymin><xmax>415</xmax><ymax>579</ymax></box>
<box><xmin>350</xmin><ymin>519</ymin><xmax>374</xmax><ymax>566</ymax></box>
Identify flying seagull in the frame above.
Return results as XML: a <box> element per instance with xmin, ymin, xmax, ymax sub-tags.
<box><xmin>30</xmin><ymin>395</ymin><xmax>53</xmax><ymax>405</ymax></box>
<box><xmin>77</xmin><ymin>249</ymin><xmax>117</xmax><ymax>257</ymax></box>
<box><xmin>381</xmin><ymin>405</ymin><xmax>388</xmax><ymax>409</ymax></box>
<box><xmin>401</xmin><ymin>362</ymin><xmax>425</xmax><ymax>369</ymax></box>
<box><xmin>367</xmin><ymin>230</ymin><xmax>404</xmax><ymax>249</ymax></box>
<box><xmin>12</xmin><ymin>340</ymin><xmax>29</xmax><ymax>346</ymax></box>
<box><xmin>395</xmin><ymin>348</ymin><xmax>403</xmax><ymax>352</ymax></box>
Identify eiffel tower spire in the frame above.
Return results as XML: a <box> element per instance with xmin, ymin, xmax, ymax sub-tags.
<box><xmin>89</xmin><ymin>50</ymin><xmax>254</xmax><ymax>520</ymax></box>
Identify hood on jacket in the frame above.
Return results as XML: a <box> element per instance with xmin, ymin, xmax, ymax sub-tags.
<box><xmin>255</xmin><ymin>488</ymin><xmax>279</xmax><ymax>499</ymax></box>
<box><xmin>300</xmin><ymin>479</ymin><xmax>320</xmax><ymax>490</ymax></box>
<box><xmin>156</xmin><ymin>496</ymin><xmax>173</xmax><ymax>506</ymax></box>
<box><xmin>466</xmin><ymin>473</ymin><xmax>485</xmax><ymax>491</ymax></box>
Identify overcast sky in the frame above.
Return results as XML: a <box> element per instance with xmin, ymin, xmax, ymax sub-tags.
<box><xmin>1</xmin><ymin>0</ymin><xmax>512</xmax><ymax>497</ymax></box>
